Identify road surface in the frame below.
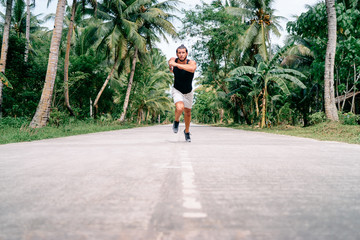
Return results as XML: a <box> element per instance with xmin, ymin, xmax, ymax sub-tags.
<box><xmin>1</xmin><ymin>124</ymin><xmax>360</xmax><ymax>240</ymax></box>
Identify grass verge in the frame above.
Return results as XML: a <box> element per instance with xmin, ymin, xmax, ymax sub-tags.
<box><xmin>214</xmin><ymin>121</ymin><xmax>360</xmax><ymax>145</ymax></box>
<box><xmin>0</xmin><ymin>118</ymin><xmax>146</xmax><ymax>145</ymax></box>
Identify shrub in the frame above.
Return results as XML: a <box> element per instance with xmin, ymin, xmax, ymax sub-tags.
<box><xmin>0</xmin><ymin>116</ymin><xmax>29</xmax><ymax>128</ymax></box>
<box><xmin>48</xmin><ymin>109</ymin><xmax>72</xmax><ymax>127</ymax></box>
<box><xmin>309</xmin><ymin>112</ymin><xmax>326</xmax><ymax>125</ymax></box>
<box><xmin>340</xmin><ymin>112</ymin><xmax>360</xmax><ymax>125</ymax></box>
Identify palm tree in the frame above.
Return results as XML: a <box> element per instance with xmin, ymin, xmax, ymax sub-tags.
<box><xmin>229</xmin><ymin>46</ymin><xmax>307</xmax><ymax>128</ymax></box>
<box><xmin>118</xmin><ymin>45</ymin><xmax>139</xmax><ymax>122</ymax></box>
<box><xmin>10</xmin><ymin>0</ymin><xmax>33</xmax><ymax>61</ymax></box>
<box><xmin>113</xmin><ymin>48</ymin><xmax>173</xmax><ymax>123</ymax></box>
<box><xmin>63</xmin><ymin>0</ymin><xmax>78</xmax><ymax>116</ymax></box>
<box><xmin>226</xmin><ymin>0</ymin><xmax>283</xmax><ymax>63</ymax></box>
<box><xmin>92</xmin><ymin>0</ymin><xmax>146</xmax><ymax>116</ymax></box>
<box><xmin>324</xmin><ymin>0</ymin><xmax>338</xmax><ymax>121</ymax></box>
<box><xmin>30</xmin><ymin>0</ymin><xmax>66</xmax><ymax>128</ymax></box>
<box><xmin>121</xmin><ymin>48</ymin><xmax>173</xmax><ymax>124</ymax></box>
<box><xmin>24</xmin><ymin>0</ymin><xmax>33</xmax><ymax>62</ymax></box>
<box><xmin>64</xmin><ymin>0</ymin><xmax>97</xmax><ymax>116</ymax></box>
<box><xmin>118</xmin><ymin>0</ymin><xmax>177</xmax><ymax>122</ymax></box>
<box><xmin>0</xmin><ymin>0</ymin><xmax>13</xmax><ymax>118</ymax></box>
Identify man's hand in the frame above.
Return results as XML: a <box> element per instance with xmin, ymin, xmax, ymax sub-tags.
<box><xmin>168</xmin><ymin>57</ymin><xmax>196</xmax><ymax>73</ymax></box>
<box><xmin>168</xmin><ymin>57</ymin><xmax>176</xmax><ymax>73</ymax></box>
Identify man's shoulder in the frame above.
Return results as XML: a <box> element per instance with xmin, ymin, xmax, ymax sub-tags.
<box><xmin>187</xmin><ymin>59</ymin><xmax>196</xmax><ymax>64</ymax></box>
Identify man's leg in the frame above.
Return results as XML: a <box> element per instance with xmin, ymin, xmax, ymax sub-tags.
<box><xmin>175</xmin><ymin>102</ymin><xmax>184</xmax><ymax>122</ymax></box>
<box><xmin>184</xmin><ymin>108</ymin><xmax>191</xmax><ymax>133</ymax></box>
<box><xmin>172</xmin><ymin>101</ymin><xmax>184</xmax><ymax>133</ymax></box>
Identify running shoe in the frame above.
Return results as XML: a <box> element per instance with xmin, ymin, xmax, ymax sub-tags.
<box><xmin>184</xmin><ymin>130</ymin><xmax>191</xmax><ymax>142</ymax></box>
<box><xmin>172</xmin><ymin>121</ymin><xmax>179</xmax><ymax>133</ymax></box>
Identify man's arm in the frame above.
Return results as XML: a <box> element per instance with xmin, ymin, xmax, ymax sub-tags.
<box><xmin>168</xmin><ymin>57</ymin><xmax>176</xmax><ymax>73</ymax></box>
<box><xmin>169</xmin><ymin>59</ymin><xmax>197</xmax><ymax>73</ymax></box>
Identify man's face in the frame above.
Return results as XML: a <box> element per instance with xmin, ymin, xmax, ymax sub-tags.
<box><xmin>176</xmin><ymin>48</ymin><xmax>188</xmax><ymax>61</ymax></box>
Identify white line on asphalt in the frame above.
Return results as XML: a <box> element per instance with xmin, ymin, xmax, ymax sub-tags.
<box><xmin>183</xmin><ymin>212</ymin><xmax>208</xmax><ymax>218</ymax></box>
<box><xmin>180</xmin><ymin>152</ymin><xmax>207</xmax><ymax>219</ymax></box>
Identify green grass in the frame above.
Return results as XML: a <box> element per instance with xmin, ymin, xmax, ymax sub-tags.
<box><xmin>3</xmin><ymin>117</ymin><xmax>360</xmax><ymax>145</ymax></box>
<box><xmin>214</xmin><ymin>121</ymin><xmax>360</xmax><ymax>145</ymax></box>
<box><xmin>0</xmin><ymin>118</ymin><xmax>145</xmax><ymax>145</ymax></box>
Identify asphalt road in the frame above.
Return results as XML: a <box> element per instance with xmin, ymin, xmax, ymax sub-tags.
<box><xmin>1</xmin><ymin>124</ymin><xmax>360</xmax><ymax>240</ymax></box>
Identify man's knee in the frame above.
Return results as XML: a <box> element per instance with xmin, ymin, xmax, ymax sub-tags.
<box><xmin>184</xmin><ymin>108</ymin><xmax>191</xmax><ymax>117</ymax></box>
<box><xmin>176</xmin><ymin>103</ymin><xmax>184</xmax><ymax>112</ymax></box>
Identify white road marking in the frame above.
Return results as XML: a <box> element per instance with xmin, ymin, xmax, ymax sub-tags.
<box><xmin>180</xmin><ymin>151</ymin><xmax>207</xmax><ymax>219</ymax></box>
<box><xmin>183</xmin><ymin>212</ymin><xmax>208</xmax><ymax>218</ymax></box>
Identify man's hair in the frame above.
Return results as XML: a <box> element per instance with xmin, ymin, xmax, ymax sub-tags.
<box><xmin>176</xmin><ymin>44</ymin><xmax>188</xmax><ymax>53</ymax></box>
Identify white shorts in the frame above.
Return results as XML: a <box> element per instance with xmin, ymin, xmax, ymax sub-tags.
<box><xmin>171</xmin><ymin>87</ymin><xmax>194</xmax><ymax>109</ymax></box>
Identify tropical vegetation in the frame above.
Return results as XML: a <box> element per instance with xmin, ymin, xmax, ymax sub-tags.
<box><xmin>0</xmin><ymin>0</ymin><xmax>359</xmax><ymax>138</ymax></box>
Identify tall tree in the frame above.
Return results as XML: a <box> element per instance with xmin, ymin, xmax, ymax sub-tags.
<box><xmin>63</xmin><ymin>0</ymin><xmax>78</xmax><ymax>116</ymax></box>
<box><xmin>92</xmin><ymin>0</ymin><xmax>146</xmax><ymax>116</ymax></box>
<box><xmin>118</xmin><ymin>0</ymin><xmax>177</xmax><ymax>122</ymax></box>
<box><xmin>131</xmin><ymin>48</ymin><xmax>173</xmax><ymax>123</ymax></box>
<box><xmin>119</xmin><ymin>46</ymin><xmax>138</xmax><ymax>122</ymax></box>
<box><xmin>24</xmin><ymin>0</ymin><xmax>31</xmax><ymax>62</ymax></box>
<box><xmin>324</xmin><ymin>0</ymin><xmax>339</xmax><ymax>121</ymax></box>
<box><xmin>0</xmin><ymin>0</ymin><xmax>14</xmax><ymax>118</ymax></box>
<box><xmin>226</xmin><ymin>0</ymin><xmax>283</xmax><ymax>63</ymax></box>
<box><xmin>30</xmin><ymin>0</ymin><xmax>66</xmax><ymax>128</ymax></box>
<box><xmin>228</xmin><ymin>46</ymin><xmax>307</xmax><ymax>128</ymax></box>
<box><xmin>64</xmin><ymin>0</ymin><xmax>97</xmax><ymax>116</ymax></box>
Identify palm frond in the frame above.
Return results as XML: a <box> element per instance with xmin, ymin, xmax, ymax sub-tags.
<box><xmin>267</xmin><ymin>43</ymin><xmax>294</xmax><ymax>69</ymax></box>
<box><xmin>242</xmin><ymin>21</ymin><xmax>259</xmax><ymax>50</ymax></box>
<box><xmin>124</xmin><ymin>0</ymin><xmax>151</xmax><ymax>16</ymax></box>
<box><xmin>230</xmin><ymin>66</ymin><xmax>257</xmax><ymax>76</ymax></box>
<box><xmin>226</xmin><ymin>6</ymin><xmax>252</xmax><ymax>18</ymax></box>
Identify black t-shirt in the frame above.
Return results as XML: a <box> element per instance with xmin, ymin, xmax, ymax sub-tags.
<box><xmin>173</xmin><ymin>58</ymin><xmax>195</xmax><ymax>94</ymax></box>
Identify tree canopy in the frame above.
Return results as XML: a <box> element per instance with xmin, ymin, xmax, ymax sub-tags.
<box><xmin>0</xmin><ymin>0</ymin><xmax>359</xmax><ymax>127</ymax></box>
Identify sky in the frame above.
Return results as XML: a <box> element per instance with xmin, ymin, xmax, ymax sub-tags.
<box><xmin>32</xmin><ymin>0</ymin><xmax>321</xmax><ymax>59</ymax></box>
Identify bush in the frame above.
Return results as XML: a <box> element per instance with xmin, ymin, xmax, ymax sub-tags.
<box><xmin>48</xmin><ymin>109</ymin><xmax>72</xmax><ymax>127</ymax></box>
<box><xmin>340</xmin><ymin>112</ymin><xmax>360</xmax><ymax>125</ymax></box>
<box><xmin>99</xmin><ymin>113</ymin><xmax>113</xmax><ymax>123</ymax></box>
<box><xmin>0</xmin><ymin>116</ymin><xmax>29</xmax><ymax>128</ymax></box>
<box><xmin>309</xmin><ymin>112</ymin><xmax>326</xmax><ymax>125</ymax></box>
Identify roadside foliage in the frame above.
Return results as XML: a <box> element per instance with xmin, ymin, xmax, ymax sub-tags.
<box><xmin>0</xmin><ymin>0</ymin><xmax>359</xmax><ymax>129</ymax></box>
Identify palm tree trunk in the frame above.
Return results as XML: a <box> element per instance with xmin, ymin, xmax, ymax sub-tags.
<box><xmin>260</xmin><ymin>85</ymin><xmax>267</xmax><ymax>128</ymax></box>
<box><xmin>351</xmin><ymin>63</ymin><xmax>357</xmax><ymax>113</ymax></box>
<box><xmin>64</xmin><ymin>0</ymin><xmax>77</xmax><ymax>116</ymax></box>
<box><xmin>219</xmin><ymin>108</ymin><xmax>224</xmax><ymax>123</ymax></box>
<box><xmin>238</xmin><ymin>97</ymin><xmax>251</xmax><ymax>125</ymax></box>
<box><xmin>119</xmin><ymin>47</ymin><xmax>138</xmax><ymax>122</ymax></box>
<box><xmin>90</xmin><ymin>97</ymin><xmax>93</xmax><ymax>117</ymax></box>
<box><xmin>29</xmin><ymin>0</ymin><xmax>66</xmax><ymax>128</ymax></box>
<box><xmin>0</xmin><ymin>0</ymin><xmax>13</xmax><ymax>118</ymax></box>
<box><xmin>335</xmin><ymin>67</ymin><xmax>340</xmax><ymax>110</ymax></box>
<box><xmin>267</xmin><ymin>31</ymin><xmax>272</xmax><ymax>61</ymax></box>
<box><xmin>261</xmin><ymin>23</ymin><xmax>268</xmax><ymax>62</ymax></box>
<box><xmin>93</xmin><ymin>56</ymin><xmax>119</xmax><ymax>117</ymax></box>
<box><xmin>255</xmin><ymin>94</ymin><xmax>260</xmax><ymax>117</ymax></box>
<box><xmin>24</xmin><ymin>0</ymin><xmax>30</xmax><ymax>62</ymax></box>
<box><xmin>324</xmin><ymin>0</ymin><xmax>339</xmax><ymax>121</ymax></box>
<box><xmin>341</xmin><ymin>77</ymin><xmax>348</xmax><ymax>111</ymax></box>
<box><xmin>137</xmin><ymin>107</ymin><xmax>143</xmax><ymax>124</ymax></box>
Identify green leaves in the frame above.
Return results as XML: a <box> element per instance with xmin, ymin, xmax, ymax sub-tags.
<box><xmin>0</xmin><ymin>72</ymin><xmax>13</xmax><ymax>89</ymax></box>
<box><xmin>268</xmin><ymin>76</ymin><xmax>290</xmax><ymax>95</ymax></box>
<box><xmin>270</xmin><ymin>69</ymin><xmax>306</xmax><ymax>80</ymax></box>
<box><xmin>230</xmin><ymin>66</ymin><xmax>257</xmax><ymax>76</ymax></box>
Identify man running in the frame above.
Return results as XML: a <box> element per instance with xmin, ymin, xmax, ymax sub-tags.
<box><xmin>168</xmin><ymin>44</ymin><xmax>197</xmax><ymax>142</ymax></box>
